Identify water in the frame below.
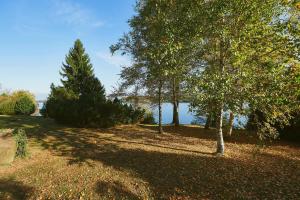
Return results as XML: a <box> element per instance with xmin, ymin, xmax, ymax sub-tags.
<box><xmin>38</xmin><ymin>102</ymin><xmax>44</xmax><ymax>109</ymax></box>
<box><xmin>152</xmin><ymin>103</ymin><xmax>195</xmax><ymax>124</ymax></box>
<box><xmin>152</xmin><ymin>103</ymin><xmax>248</xmax><ymax>127</ymax></box>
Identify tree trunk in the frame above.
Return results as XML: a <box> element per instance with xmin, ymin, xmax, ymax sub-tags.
<box><xmin>158</xmin><ymin>80</ymin><xmax>163</xmax><ymax>133</ymax></box>
<box><xmin>205</xmin><ymin>113</ymin><xmax>211</xmax><ymax>129</ymax></box>
<box><xmin>133</xmin><ymin>85</ymin><xmax>139</xmax><ymax>109</ymax></box>
<box><xmin>227</xmin><ymin>112</ymin><xmax>234</xmax><ymax>136</ymax></box>
<box><xmin>172</xmin><ymin>78</ymin><xmax>180</xmax><ymax>127</ymax></box>
<box><xmin>172</xmin><ymin>101</ymin><xmax>179</xmax><ymax>126</ymax></box>
<box><xmin>216</xmin><ymin>106</ymin><xmax>225</xmax><ymax>155</ymax></box>
<box><xmin>216</xmin><ymin>27</ymin><xmax>225</xmax><ymax>155</ymax></box>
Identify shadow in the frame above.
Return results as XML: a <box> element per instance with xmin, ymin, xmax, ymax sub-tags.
<box><xmin>95</xmin><ymin>180</ymin><xmax>140</xmax><ymax>200</ymax></box>
<box><xmin>101</xmin><ymin>138</ymin><xmax>213</xmax><ymax>155</ymax></box>
<box><xmin>25</xmin><ymin>128</ymin><xmax>299</xmax><ymax>199</ymax></box>
<box><xmin>139</xmin><ymin>124</ymin><xmax>295</xmax><ymax>147</ymax></box>
<box><xmin>92</xmin><ymin>147</ymin><xmax>300</xmax><ymax>199</ymax></box>
<box><xmin>0</xmin><ymin>178</ymin><xmax>34</xmax><ymax>200</ymax></box>
<box><xmin>1</xmin><ymin>115</ymin><xmax>300</xmax><ymax>199</ymax></box>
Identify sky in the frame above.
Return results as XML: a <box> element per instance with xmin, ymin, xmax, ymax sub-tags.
<box><xmin>0</xmin><ymin>0</ymin><xmax>136</xmax><ymax>100</ymax></box>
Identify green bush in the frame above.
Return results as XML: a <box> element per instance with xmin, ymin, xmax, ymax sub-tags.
<box><xmin>13</xmin><ymin>128</ymin><xmax>28</xmax><ymax>158</ymax></box>
<box><xmin>141</xmin><ymin>111</ymin><xmax>156</xmax><ymax>124</ymax></box>
<box><xmin>279</xmin><ymin>110</ymin><xmax>300</xmax><ymax>142</ymax></box>
<box><xmin>44</xmin><ymin>90</ymin><xmax>145</xmax><ymax>128</ymax></box>
<box><xmin>13</xmin><ymin>91</ymin><xmax>36</xmax><ymax>115</ymax></box>
<box><xmin>0</xmin><ymin>99</ymin><xmax>16</xmax><ymax>115</ymax></box>
<box><xmin>15</xmin><ymin>96</ymin><xmax>36</xmax><ymax>115</ymax></box>
<box><xmin>0</xmin><ymin>91</ymin><xmax>36</xmax><ymax>115</ymax></box>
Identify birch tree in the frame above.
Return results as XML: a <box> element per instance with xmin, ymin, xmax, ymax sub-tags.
<box><xmin>188</xmin><ymin>0</ymin><xmax>300</xmax><ymax>155</ymax></box>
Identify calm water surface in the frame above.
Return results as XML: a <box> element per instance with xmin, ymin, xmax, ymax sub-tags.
<box><xmin>152</xmin><ymin>103</ymin><xmax>247</xmax><ymax>127</ymax></box>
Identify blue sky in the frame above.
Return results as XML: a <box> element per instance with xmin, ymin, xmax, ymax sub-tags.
<box><xmin>0</xmin><ymin>0</ymin><xmax>135</xmax><ymax>99</ymax></box>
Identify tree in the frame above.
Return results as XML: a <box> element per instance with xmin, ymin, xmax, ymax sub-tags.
<box><xmin>227</xmin><ymin>112</ymin><xmax>234</xmax><ymax>136</ymax></box>
<box><xmin>111</xmin><ymin>1</ymin><xmax>168</xmax><ymax>133</ymax></box>
<box><xmin>45</xmin><ymin>39</ymin><xmax>145</xmax><ymax>127</ymax></box>
<box><xmin>188</xmin><ymin>0</ymin><xmax>299</xmax><ymax>155</ymax></box>
<box><xmin>113</xmin><ymin>0</ymin><xmax>299</xmax><ymax>153</ymax></box>
<box><xmin>60</xmin><ymin>39</ymin><xmax>106</xmax><ymax>99</ymax></box>
<box><xmin>111</xmin><ymin>0</ymin><xmax>201</xmax><ymax>131</ymax></box>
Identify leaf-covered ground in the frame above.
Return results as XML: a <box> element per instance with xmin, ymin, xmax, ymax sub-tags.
<box><xmin>0</xmin><ymin>115</ymin><xmax>299</xmax><ymax>200</ymax></box>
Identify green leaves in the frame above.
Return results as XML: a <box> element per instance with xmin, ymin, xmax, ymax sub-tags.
<box><xmin>186</xmin><ymin>0</ymin><xmax>300</xmax><ymax>139</ymax></box>
<box><xmin>112</xmin><ymin>0</ymin><xmax>299</xmax><ymax>141</ymax></box>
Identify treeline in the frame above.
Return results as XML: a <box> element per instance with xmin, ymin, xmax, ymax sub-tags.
<box><xmin>111</xmin><ymin>0</ymin><xmax>300</xmax><ymax>154</ymax></box>
<box><xmin>42</xmin><ymin>40</ymin><xmax>145</xmax><ymax>128</ymax></box>
<box><xmin>0</xmin><ymin>91</ymin><xmax>36</xmax><ymax>115</ymax></box>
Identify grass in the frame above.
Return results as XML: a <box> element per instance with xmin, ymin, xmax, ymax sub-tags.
<box><xmin>0</xmin><ymin>129</ymin><xmax>16</xmax><ymax>165</ymax></box>
<box><xmin>0</xmin><ymin>115</ymin><xmax>299</xmax><ymax>199</ymax></box>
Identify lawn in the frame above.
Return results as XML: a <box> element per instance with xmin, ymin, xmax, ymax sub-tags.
<box><xmin>0</xmin><ymin>115</ymin><xmax>299</xmax><ymax>200</ymax></box>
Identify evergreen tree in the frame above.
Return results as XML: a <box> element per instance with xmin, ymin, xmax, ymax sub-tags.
<box><xmin>45</xmin><ymin>39</ymin><xmax>144</xmax><ymax>127</ymax></box>
<box><xmin>60</xmin><ymin>39</ymin><xmax>105</xmax><ymax>99</ymax></box>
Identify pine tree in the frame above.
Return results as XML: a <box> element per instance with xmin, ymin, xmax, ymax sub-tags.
<box><xmin>45</xmin><ymin>39</ymin><xmax>144</xmax><ymax>127</ymax></box>
<box><xmin>60</xmin><ymin>39</ymin><xmax>105</xmax><ymax>99</ymax></box>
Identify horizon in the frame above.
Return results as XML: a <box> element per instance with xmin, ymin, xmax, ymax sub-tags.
<box><xmin>0</xmin><ymin>0</ymin><xmax>136</xmax><ymax>100</ymax></box>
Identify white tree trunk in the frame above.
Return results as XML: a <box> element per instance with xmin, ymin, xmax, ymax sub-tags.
<box><xmin>158</xmin><ymin>80</ymin><xmax>163</xmax><ymax>133</ymax></box>
<box><xmin>216</xmin><ymin>106</ymin><xmax>225</xmax><ymax>155</ymax></box>
<box><xmin>227</xmin><ymin>112</ymin><xmax>234</xmax><ymax>136</ymax></box>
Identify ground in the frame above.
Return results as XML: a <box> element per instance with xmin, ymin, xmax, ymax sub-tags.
<box><xmin>0</xmin><ymin>115</ymin><xmax>299</xmax><ymax>200</ymax></box>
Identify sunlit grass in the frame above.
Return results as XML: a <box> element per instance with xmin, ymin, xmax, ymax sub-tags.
<box><xmin>0</xmin><ymin>115</ymin><xmax>299</xmax><ymax>199</ymax></box>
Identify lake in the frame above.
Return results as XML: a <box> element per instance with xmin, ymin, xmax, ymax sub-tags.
<box><xmin>152</xmin><ymin>103</ymin><xmax>248</xmax><ymax>127</ymax></box>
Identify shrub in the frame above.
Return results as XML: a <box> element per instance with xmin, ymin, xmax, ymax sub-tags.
<box><xmin>13</xmin><ymin>91</ymin><xmax>36</xmax><ymax>115</ymax></box>
<box><xmin>141</xmin><ymin>111</ymin><xmax>156</xmax><ymax>124</ymax></box>
<box><xmin>110</xmin><ymin>98</ymin><xmax>145</xmax><ymax>125</ymax></box>
<box><xmin>279</xmin><ymin>110</ymin><xmax>300</xmax><ymax>142</ymax></box>
<box><xmin>13</xmin><ymin>128</ymin><xmax>28</xmax><ymax>158</ymax></box>
<box><xmin>44</xmin><ymin>92</ymin><xmax>145</xmax><ymax>128</ymax></box>
<box><xmin>0</xmin><ymin>98</ymin><xmax>16</xmax><ymax>115</ymax></box>
<box><xmin>0</xmin><ymin>90</ymin><xmax>36</xmax><ymax>115</ymax></box>
<box><xmin>15</xmin><ymin>96</ymin><xmax>36</xmax><ymax>115</ymax></box>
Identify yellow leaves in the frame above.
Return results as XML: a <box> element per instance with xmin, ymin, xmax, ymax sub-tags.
<box><xmin>79</xmin><ymin>191</ymin><xmax>85</xmax><ymax>199</ymax></box>
<box><xmin>295</xmin><ymin>2</ymin><xmax>300</xmax><ymax>10</ymax></box>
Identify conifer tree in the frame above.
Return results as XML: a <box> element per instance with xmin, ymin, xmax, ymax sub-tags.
<box><xmin>60</xmin><ymin>39</ymin><xmax>105</xmax><ymax>99</ymax></box>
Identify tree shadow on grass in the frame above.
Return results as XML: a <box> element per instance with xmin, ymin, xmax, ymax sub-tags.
<box><xmin>31</xmin><ymin>129</ymin><xmax>299</xmax><ymax>199</ymax></box>
<box><xmin>138</xmin><ymin>124</ymin><xmax>293</xmax><ymax>147</ymax></box>
<box><xmin>92</xmin><ymin>147</ymin><xmax>300</xmax><ymax>199</ymax></box>
<box><xmin>1</xmin><ymin>116</ymin><xmax>300</xmax><ymax>199</ymax></box>
<box><xmin>95</xmin><ymin>180</ymin><xmax>140</xmax><ymax>200</ymax></box>
<box><xmin>0</xmin><ymin>178</ymin><xmax>34</xmax><ymax>200</ymax></box>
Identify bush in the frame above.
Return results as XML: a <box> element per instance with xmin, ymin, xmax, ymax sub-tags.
<box><xmin>279</xmin><ymin>111</ymin><xmax>300</xmax><ymax>142</ymax></box>
<box><xmin>13</xmin><ymin>91</ymin><xmax>36</xmax><ymax>115</ymax></box>
<box><xmin>0</xmin><ymin>98</ymin><xmax>16</xmax><ymax>115</ymax></box>
<box><xmin>0</xmin><ymin>91</ymin><xmax>36</xmax><ymax>115</ymax></box>
<box><xmin>13</xmin><ymin>128</ymin><xmax>28</xmax><ymax>158</ymax></box>
<box><xmin>110</xmin><ymin>98</ymin><xmax>145</xmax><ymax>125</ymax></box>
<box><xmin>44</xmin><ymin>90</ymin><xmax>145</xmax><ymax>128</ymax></box>
<box><xmin>15</xmin><ymin>96</ymin><xmax>36</xmax><ymax>115</ymax></box>
<box><xmin>141</xmin><ymin>111</ymin><xmax>156</xmax><ymax>124</ymax></box>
